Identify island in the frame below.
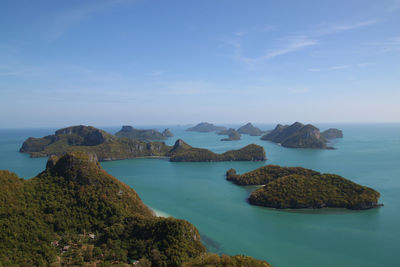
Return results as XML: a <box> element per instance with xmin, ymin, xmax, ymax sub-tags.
<box><xmin>168</xmin><ymin>139</ymin><xmax>266</xmax><ymax>162</ymax></box>
<box><xmin>162</xmin><ymin>128</ymin><xmax>174</xmax><ymax>137</ymax></box>
<box><xmin>20</xmin><ymin>125</ymin><xmax>266</xmax><ymax>162</ymax></box>
<box><xmin>115</xmin><ymin>125</ymin><xmax>172</xmax><ymax>141</ymax></box>
<box><xmin>261</xmin><ymin>122</ymin><xmax>335</xmax><ymax>149</ymax></box>
<box><xmin>218</xmin><ymin>128</ymin><xmax>241</xmax><ymax>141</ymax></box>
<box><xmin>186</xmin><ymin>122</ymin><xmax>226</xmax><ymax>132</ymax></box>
<box><xmin>321</xmin><ymin>128</ymin><xmax>343</xmax><ymax>139</ymax></box>
<box><xmin>226</xmin><ymin>165</ymin><xmax>382</xmax><ymax>210</ymax></box>
<box><xmin>237</xmin><ymin>122</ymin><xmax>264</xmax><ymax>136</ymax></box>
<box><xmin>0</xmin><ymin>152</ymin><xmax>271</xmax><ymax>266</ymax></box>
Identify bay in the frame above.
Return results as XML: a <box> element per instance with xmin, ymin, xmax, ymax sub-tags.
<box><xmin>0</xmin><ymin>124</ymin><xmax>399</xmax><ymax>267</ymax></box>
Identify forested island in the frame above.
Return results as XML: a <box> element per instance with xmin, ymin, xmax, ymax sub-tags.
<box><xmin>237</xmin><ymin>123</ymin><xmax>264</xmax><ymax>136</ymax></box>
<box><xmin>0</xmin><ymin>152</ymin><xmax>271</xmax><ymax>266</ymax></box>
<box><xmin>186</xmin><ymin>122</ymin><xmax>226</xmax><ymax>132</ymax></box>
<box><xmin>321</xmin><ymin>128</ymin><xmax>343</xmax><ymax>139</ymax></box>
<box><xmin>218</xmin><ymin>128</ymin><xmax>241</xmax><ymax>141</ymax></box>
<box><xmin>261</xmin><ymin>122</ymin><xmax>342</xmax><ymax>149</ymax></box>
<box><xmin>20</xmin><ymin>125</ymin><xmax>266</xmax><ymax>162</ymax></box>
<box><xmin>115</xmin><ymin>125</ymin><xmax>173</xmax><ymax>141</ymax></box>
<box><xmin>226</xmin><ymin>165</ymin><xmax>381</xmax><ymax>210</ymax></box>
<box><xmin>169</xmin><ymin>140</ymin><xmax>266</xmax><ymax>162</ymax></box>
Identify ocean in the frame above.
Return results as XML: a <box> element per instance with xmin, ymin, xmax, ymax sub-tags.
<box><xmin>1</xmin><ymin>123</ymin><xmax>399</xmax><ymax>267</ymax></box>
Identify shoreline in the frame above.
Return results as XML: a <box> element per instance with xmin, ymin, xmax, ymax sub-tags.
<box><xmin>150</xmin><ymin>207</ymin><xmax>170</xmax><ymax>218</ymax></box>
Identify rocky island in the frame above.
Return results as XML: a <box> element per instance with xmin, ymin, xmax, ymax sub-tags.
<box><xmin>321</xmin><ymin>128</ymin><xmax>343</xmax><ymax>139</ymax></box>
<box><xmin>186</xmin><ymin>122</ymin><xmax>226</xmax><ymax>132</ymax></box>
<box><xmin>261</xmin><ymin>122</ymin><xmax>342</xmax><ymax>149</ymax></box>
<box><xmin>115</xmin><ymin>125</ymin><xmax>172</xmax><ymax>141</ymax></box>
<box><xmin>20</xmin><ymin>125</ymin><xmax>266</xmax><ymax>162</ymax></box>
<box><xmin>226</xmin><ymin>165</ymin><xmax>381</xmax><ymax>210</ymax></box>
<box><xmin>218</xmin><ymin>128</ymin><xmax>241</xmax><ymax>141</ymax></box>
<box><xmin>237</xmin><ymin>122</ymin><xmax>264</xmax><ymax>136</ymax></box>
<box><xmin>0</xmin><ymin>152</ymin><xmax>271</xmax><ymax>266</ymax></box>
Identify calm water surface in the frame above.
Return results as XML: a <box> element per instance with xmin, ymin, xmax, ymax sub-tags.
<box><xmin>0</xmin><ymin>124</ymin><xmax>399</xmax><ymax>267</ymax></box>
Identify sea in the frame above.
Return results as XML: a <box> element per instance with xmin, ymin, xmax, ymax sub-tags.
<box><xmin>0</xmin><ymin>123</ymin><xmax>399</xmax><ymax>267</ymax></box>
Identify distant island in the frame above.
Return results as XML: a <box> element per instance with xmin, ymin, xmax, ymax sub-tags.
<box><xmin>261</xmin><ymin>122</ymin><xmax>342</xmax><ymax>149</ymax></box>
<box><xmin>321</xmin><ymin>128</ymin><xmax>343</xmax><ymax>139</ymax></box>
<box><xmin>237</xmin><ymin>123</ymin><xmax>264</xmax><ymax>136</ymax></box>
<box><xmin>218</xmin><ymin>128</ymin><xmax>241</xmax><ymax>141</ymax></box>
<box><xmin>20</xmin><ymin>125</ymin><xmax>266</xmax><ymax>162</ymax></box>
<box><xmin>115</xmin><ymin>125</ymin><xmax>173</xmax><ymax>141</ymax></box>
<box><xmin>0</xmin><ymin>152</ymin><xmax>271</xmax><ymax>266</ymax></box>
<box><xmin>186</xmin><ymin>122</ymin><xmax>226</xmax><ymax>132</ymax></box>
<box><xmin>226</xmin><ymin>165</ymin><xmax>381</xmax><ymax>210</ymax></box>
<box><xmin>169</xmin><ymin>140</ymin><xmax>266</xmax><ymax>162</ymax></box>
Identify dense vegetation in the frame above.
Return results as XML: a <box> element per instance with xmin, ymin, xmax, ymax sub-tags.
<box><xmin>261</xmin><ymin>122</ymin><xmax>330</xmax><ymax>149</ymax></box>
<box><xmin>162</xmin><ymin>128</ymin><xmax>174</xmax><ymax>137</ymax></box>
<box><xmin>115</xmin><ymin>125</ymin><xmax>172</xmax><ymax>141</ymax></box>
<box><xmin>170</xmin><ymin>142</ymin><xmax>266</xmax><ymax>162</ymax></box>
<box><xmin>186</xmin><ymin>122</ymin><xmax>226</xmax><ymax>132</ymax></box>
<box><xmin>20</xmin><ymin>125</ymin><xmax>265</xmax><ymax>163</ymax></box>
<box><xmin>237</xmin><ymin>123</ymin><xmax>263</xmax><ymax>136</ymax></box>
<box><xmin>218</xmin><ymin>128</ymin><xmax>241</xmax><ymax>141</ymax></box>
<box><xmin>0</xmin><ymin>152</ymin><xmax>271</xmax><ymax>266</ymax></box>
<box><xmin>20</xmin><ymin>125</ymin><xmax>171</xmax><ymax>160</ymax></box>
<box><xmin>226</xmin><ymin>165</ymin><xmax>320</xmax><ymax>185</ymax></box>
<box><xmin>227</xmin><ymin>165</ymin><xmax>381</xmax><ymax>210</ymax></box>
<box><xmin>182</xmin><ymin>253</ymin><xmax>272</xmax><ymax>267</ymax></box>
<box><xmin>321</xmin><ymin>128</ymin><xmax>343</xmax><ymax>139</ymax></box>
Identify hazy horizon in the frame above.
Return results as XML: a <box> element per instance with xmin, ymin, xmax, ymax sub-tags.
<box><xmin>1</xmin><ymin>0</ymin><xmax>400</xmax><ymax>127</ymax></box>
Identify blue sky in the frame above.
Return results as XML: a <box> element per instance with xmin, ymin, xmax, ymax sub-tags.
<box><xmin>1</xmin><ymin>0</ymin><xmax>399</xmax><ymax>127</ymax></box>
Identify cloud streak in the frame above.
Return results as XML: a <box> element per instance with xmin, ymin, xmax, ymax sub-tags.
<box><xmin>314</xmin><ymin>19</ymin><xmax>379</xmax><ymax>36</ymax></box>
<box><xmin>44</xmin><ymin>0</ymin><xmax>135</xmax><ymax>41</ymax></box>
<box><xmin>264</xmin><ymin>37</ymin><xmax>317</xmax><ymax>59</ymax></box>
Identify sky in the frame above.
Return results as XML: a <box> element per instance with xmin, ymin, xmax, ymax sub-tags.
<box><xmin>1</xmin><ymin>0</ymin><xmax>400</xmax><ymax>127</ymax></box>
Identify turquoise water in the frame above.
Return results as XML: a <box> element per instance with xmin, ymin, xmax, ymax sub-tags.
<box><xmin>1</xmin><ymin>124</ymin><xmax>399</xmax><ymax>267</ymax></box>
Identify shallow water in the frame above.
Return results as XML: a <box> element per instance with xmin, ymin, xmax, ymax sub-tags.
<box><xmin>1</xmin><ymin>124</ymin><xmax>399</xmax><ymax>267</ymax></box>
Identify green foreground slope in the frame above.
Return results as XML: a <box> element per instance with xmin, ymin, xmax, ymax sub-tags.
<box><xmin>0</xmin><ymin>152</ymin><xmax>271</xmax><ymax>266</ymax></box>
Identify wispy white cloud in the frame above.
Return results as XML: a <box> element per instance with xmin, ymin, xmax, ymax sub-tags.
<box><xmin>363</xmin><ymin>36</ymin><xmax>400</xmax><ymax>53</ymax></box>
<box><xmin>314</xmin><ymin>19</ymin><xmax>379</xmax><ymax>36</ymax></box>
<box><xmin>44</xmin><ymin>0</ymin><xmax>135</xmax><ymax>42</ymax></box>
<box><xmin>264</xmin><ymin>36</ymin><xmax>317</xmax><ymax>59</ymax></box>
<box><xmin>220</xmin><ymin>34</ymin><xmax>318</xmax><ymax>68</ymax></box>
<box><xmin>309</xmin><ymin>65</ymin><xmax>350</xmax><ymax>72</ymax></box>
<box><xmin>308</xmin><ymin>62</ymin><xmax>375</xmax><ymax>72</ymax></box>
